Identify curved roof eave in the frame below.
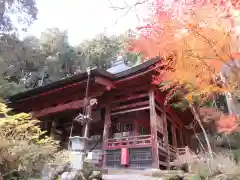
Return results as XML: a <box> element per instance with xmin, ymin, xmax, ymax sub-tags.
<box><xmin>6</xmin><ymin>58</ymin><xmax>160</xmax><ymax>103</ymax></box>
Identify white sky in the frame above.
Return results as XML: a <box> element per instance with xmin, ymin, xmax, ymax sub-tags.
<box><xmin>22</xmin><ymin>0</ymin><xmax>148</xmax><ymax>45</ymax></box>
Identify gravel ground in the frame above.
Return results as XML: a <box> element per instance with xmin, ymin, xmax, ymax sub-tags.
<box><xmin>103</xmin><ymin>173</ymin><xmax>162</xmax><ymax>180</ymax></box>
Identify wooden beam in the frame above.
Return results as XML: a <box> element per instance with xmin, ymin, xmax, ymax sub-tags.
<box><xmin>110</xmin><ymin>106</ymin><xmax>150</xmax><ymax>116</ymax></box>
<box><xmin>95</xmin><ymin>76</ymin><xmax>115</xmax><ymax>90</ymax></box>
<box><xmin>155</xmin><ymin>102</ymin><xmax>163</xmax><ymax>113</ymax></box>
<box><xmin>32</xmin><ymin>99</ymin><xmax>86</xmax><ymax>118</ymax></box>
<box><xmin>111</xmin><ymin>101</ymin><xmax>149</xmax><ymax>111</ymax></box>
<box><xmin>113</xmin><ymin>86</ymin><xmax>149</xmax><ymax>98</ymax></box>
<box><xmin>28</xmin><ymin>90</ymin><xmax>104</xmax><ymax>113</ymax></box>
<box><xmin>41</xmin><ymin>86</ymin><xmax>104</xmax><ymax>107</ymax></box>
<box><xmin>111</xmin><ymin>93</ymin><xmax>148</xmax><ymax>105</ymax></box>
<box><xmin>115</xmin><ymin>67</ymin><xmax>155</xmax><ymax>84</ymax></box>
<box><xmin>155</xmin><ymin>91</ymin><xmax>184</xmax><ymax>128</ymax></box>
<box><xmin>17</xmin><ymin>79</ymin><xmax>88</xmax><ymax>103</ymax></box>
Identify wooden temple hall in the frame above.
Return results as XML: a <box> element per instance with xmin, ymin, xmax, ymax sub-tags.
<box><xmin>6</xmin><ymin>59</ymin><xmax>197</xmax><ymax>170</ymax></box>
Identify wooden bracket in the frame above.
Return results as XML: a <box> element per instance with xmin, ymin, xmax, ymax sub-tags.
<box><xmin>94</xmin><ymin>76</ymin><xmax>115</xmax><ymax>91</ymax></box>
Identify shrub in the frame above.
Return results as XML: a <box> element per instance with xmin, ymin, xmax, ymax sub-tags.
<box><xmin>173</xmin><ymin>151</ymin><xmax>240</xmax><ymax>180</ymax></box>
<box><xmin>0</xmin><ymin>102</ymin><xmax>60</xmax><ymax>179</ymax></box>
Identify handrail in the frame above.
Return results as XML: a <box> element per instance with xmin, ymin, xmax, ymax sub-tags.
<box><xmin>169</xmin><ymin>144</ymin><xmax>176</xmax><ymax>151</ymax></box>
<box><xmin>157</xmin><ymin>137</ymin><xmax>166</xmax><ymax>149</ymax></box>
<box><xmin>176</xmin><ymin>146</ymin><xmax>194</xmax><ymax>156</ymax></box>
<box><xmin>107</xmin><ymin>135</ymin><xmax>152</xmax><ymax>148</ymax></box>
<box><xmin>157</xmin><ymin>138</ymin><xmax>177</xmax><ymax>155</ymax></box>
<box><xmin>107</xmin><ymin>136</ymin><xmax>194</xmax><ymax>160</ymax></box>
<box><xmin>108</xmin><ymin>135</ymin><xmax>151</xmax><ymax>142</ymax></box>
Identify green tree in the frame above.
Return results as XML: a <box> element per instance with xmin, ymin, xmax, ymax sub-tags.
<box><xmin>77</xmin><ymin>34</ymin><xmax>121</xmax><ymax>69</ymax></box>
<box><xmin>0</xmin><ymin>34</ymin><xmax>45</xmax><ymax>94</ymax></box>
<box><xmin>0</xmin><ymin>0</ymin><xmax>37</xmax><ymax>33</ymax></box>
<box><xmin>0</xmin><ymin>0</ymin><xmax>39</xmax><ymax>96</ymax></box>
<box><xmin>76</xmin><ymin>34</ymin><xmax>139</xmax><ymax>70</ymax></box>
<box><xmin>40</xmin><ymin>28</ymin><xmax>78</xmax><ymax>82</ymax></box>
<box><xmin>0</xmin><ymin>29</ymin><xmax>139</xmax><ymax>96</ymax></box>
<box><xmin>40</xmin><ymin>28</ymin><xmax>69</xmax><ymax>56</ymax></box>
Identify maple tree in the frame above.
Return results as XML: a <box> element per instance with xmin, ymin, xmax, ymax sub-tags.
<box><xmin>127</xmin><ymin>0</ymin><xmax>240</xmax><ymax>157</ymax></box>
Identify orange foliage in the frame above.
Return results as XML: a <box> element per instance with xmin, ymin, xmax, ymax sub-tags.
<box><xmin>127</xmin><ymin>0</ymin><xmax>240</xmax><ymax>102</ymax></box>
<box><xmin>127</xmin><ymin>0</ymin><xmax>240</xmax><ymax>134</ymax></box>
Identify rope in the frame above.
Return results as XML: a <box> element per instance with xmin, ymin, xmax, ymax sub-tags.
<box><xmin>68</xmin><ymin>68</ymin><xmax>92</xmax><ymax>149</ymax></box>
<box><xmin>68</xmin><ymin>115</ymin><xmax>74</xmax><ymax>148</ymax></box>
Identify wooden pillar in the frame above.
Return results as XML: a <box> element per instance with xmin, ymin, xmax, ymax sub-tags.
<box><xmin>162</xmin><ymin>110</ymin><xmax>170</xmax><ymax>169</ymax></box>
<box><xmin>50</xmin><ymin>119</ymin><xmax>57</xmax><ymax>139</ymax></box>
<box><xmin>149</xmin><ymin>89</ymin><xmax>159</xmax><ymax>169</ymax></box>
<box><xmin>102</xmin><ymin>105</ymin><xmax>111</xmax><ymax>168</ymax></box>
<box><xmin>83</xmin><ymin>105</ymin><xmax>92</xmax><ymax>138</ymax></box>
<box><xmin>180</xmin><ymin>131</ymin><xmax>184</xmax><ymax>147</ymax></box>
<box><xmin>172</xmin><ymin>126</ymin><xmax>177</xmax><ymax>148</ymax></box>
<box><xmin>184</xmin><ymin>131</ymin><xmax>191</xmax><ymax>148</ymax></box>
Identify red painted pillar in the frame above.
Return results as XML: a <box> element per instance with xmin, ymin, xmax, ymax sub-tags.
<box><xmin>149</xmin><ymin>89</ymin><xmax>159</xmax><ymax>169</ymax></box>
<box><xmin>121</xmin><ymin>148</ymin><xmax>129</xmax><ymax>165</ymax></box>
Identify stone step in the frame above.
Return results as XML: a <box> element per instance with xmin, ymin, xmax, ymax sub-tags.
<box><xmin>103</xmin><ymin>172</ymin><xmax>197</xmax><ymax>180</ymax></box>
<box><xmin>103</xmin><ymin>174</ymin><xmax>162</xmax><ymax>180</ymax></box>
<box><xmin>107</xmin><ymin>168</ymin><xmax>184</xmax><ymax>176</ymax></box>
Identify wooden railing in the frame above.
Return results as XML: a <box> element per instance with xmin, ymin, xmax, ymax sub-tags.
<box><xmin>169</xmin><ymin>144</ymin><xmax>177</xmax><ymax>154</ymax></box>
<box><xmin>176</xmin><ymin>146</ymin><xmax>193</xmax><ymax>156</ymax></box>
<box><xmin>107</xmin><ymin>135</ymin><xmax>152</xmax><ymax>148</ymax></box>
<box><xmin>106</xmin><ymin>136</ymin><xmax>194</xmax><ymax>160</ymax></box>
<box><xmin>157</xmin><ymin>138</ymin><xmax>177</xmax><ymax>155</ymax></box>
<box><xmin>157</xmin><ymin>138</ymin><xmax>194</xmax><ymax>158</ymax></box>
<box><xmin>157</xmin><ymin>137</ymin><xmax>166</xmax><ymax>149</ymax></box>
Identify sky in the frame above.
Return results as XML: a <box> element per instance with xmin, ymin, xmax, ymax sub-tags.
<box><xmin>22</xmin><ymin>0</ymin><xmax>148</xmax><ymax>45</ymax></box>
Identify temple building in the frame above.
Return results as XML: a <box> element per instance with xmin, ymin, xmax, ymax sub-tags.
<box><xmin>6</xmin><ymin>59</ymin><xmax>197</xmax><ymax>169</ymax></box>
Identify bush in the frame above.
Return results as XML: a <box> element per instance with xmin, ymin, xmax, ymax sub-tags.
<box><xmin>0</xmin><ymin>102</ymin><xmax>61</xmax><ymax>179</ymax></box>
<box><xmin>173</xmin><ymin>151</ymin><xmax>240</xmax><ymax>180</ymax></box>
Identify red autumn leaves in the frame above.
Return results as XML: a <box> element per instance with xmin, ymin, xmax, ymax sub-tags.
<box><xmin>217</xmin><ymin>115</ymin><xmax>240</xmax><ymax>133</ymax></box>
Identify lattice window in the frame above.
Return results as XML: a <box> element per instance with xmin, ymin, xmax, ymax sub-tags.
<box><xmin>107</xmin><ymin>153</ymin><xmax>121</xmax><ymax>161</ymax></box>
<box><xmin>131</xmin><ymin>152</ymin><xmax>152</xmax><ymax>161</ymax></box>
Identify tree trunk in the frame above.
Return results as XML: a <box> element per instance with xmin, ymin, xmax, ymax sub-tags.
<box><xmin>190</xmin><ymin>104</ymin><xmax>214</xmax><ymax>160</ymax></box>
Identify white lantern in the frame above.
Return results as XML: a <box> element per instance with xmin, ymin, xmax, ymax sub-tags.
<box><xmin>69</xmin><ymin>136</ymin><xmax>89</xmax><ymax>170</ymax></box>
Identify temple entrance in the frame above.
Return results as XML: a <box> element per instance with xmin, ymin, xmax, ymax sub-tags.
<box><xmin>39</xmin><ymin>108</ymin><xmax>105</xmax><ymax>151</ymax></box>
